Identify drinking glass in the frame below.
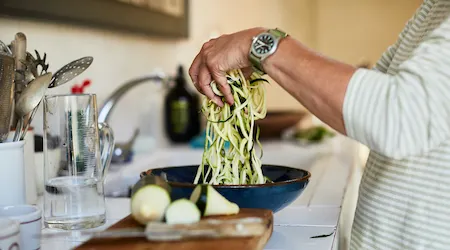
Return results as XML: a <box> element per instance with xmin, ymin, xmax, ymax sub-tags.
<box><xmin>43</xmin><ymin>94</ymin><xmax>114</xmax><ymax>230</ymax></box>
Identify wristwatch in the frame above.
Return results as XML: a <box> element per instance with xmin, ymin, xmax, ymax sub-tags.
<box><xmin>249</xmin><ymin>28</ymin><xmax>288</xmax><ymax>75</ymax></box>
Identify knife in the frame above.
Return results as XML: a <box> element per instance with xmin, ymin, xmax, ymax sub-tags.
<box><xmin>36</xmin><ymin>217</ymin><xmax>269</xmax><ymax>241</ymax></box>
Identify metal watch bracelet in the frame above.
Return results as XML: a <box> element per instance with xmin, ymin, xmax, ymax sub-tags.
<box><xmin>249</xmin><ymin>28</ymin><xmax>288</xmax><ymax>75</ymax></box>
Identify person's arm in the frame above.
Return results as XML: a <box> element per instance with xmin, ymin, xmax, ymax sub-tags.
<box><xmin>262</xmin><ymin>37</ymin><xmax>356</xmax><ymax>135</ymax></box>
<box><xmin>189</xmin><ymin>17</ymin><xmax>450</xmax><ymax>160</ymax></box>
<box><xmin>262</xmin><ymin>7</ymin><xmax>417</xmax><ymax>134</ymax></box>
<box><xmin>265</xmin><ymin>17</ymin><xmax>450</xmax><ymax>160</ymax></box>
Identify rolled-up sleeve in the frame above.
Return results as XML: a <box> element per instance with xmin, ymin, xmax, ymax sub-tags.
<box><xmin>343</xmin><ymin>17</ymin><xmax>450</xmax><ymax>160</ymax></box>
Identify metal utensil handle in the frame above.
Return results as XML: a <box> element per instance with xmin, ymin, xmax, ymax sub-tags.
<box><xmin>20</xmin><ymin>103</ymin><xmax>40</xmax><ymax>140</ymax></box>
<box><xmin>14</xmin><ymin>33</ymin><xmax>27</xmax><ymax>71</ymax></box>
<box><xmin>98</xmin><ymin>122</ymin><xmax>114</xmax><ymax>181</ymax></box>
<box><xmin>13</xmin><ymin>117</ymin><xmax>23</xmax><ymax>142</ymax></box>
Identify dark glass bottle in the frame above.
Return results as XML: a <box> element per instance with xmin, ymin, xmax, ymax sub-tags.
<box><xmin>164</xmin><ymin>65</ymin><xmax>201</xmax><ymax>143</ymax></box>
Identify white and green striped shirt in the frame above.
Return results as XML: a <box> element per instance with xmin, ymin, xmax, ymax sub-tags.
<box><xmin>344</xmin><ymin>0</ymin><xmax>450</xmax><ymax>249</ymax></box>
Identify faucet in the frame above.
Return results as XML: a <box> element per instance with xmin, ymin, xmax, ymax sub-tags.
<box><xmin>98</xmin><ymin>72</ymin><xmax>172</xmax><ymax>164</ymax></box>
<box><xmin>98</xmin><ymin>72</ymin><xmax>170</xmax><ymax>124</ymax></box>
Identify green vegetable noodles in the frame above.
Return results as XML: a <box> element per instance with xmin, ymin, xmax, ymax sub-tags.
<box><xmin>194</xmin><ymin>69</ymin><xmax>269</xmax><ymax>185</ymax></box>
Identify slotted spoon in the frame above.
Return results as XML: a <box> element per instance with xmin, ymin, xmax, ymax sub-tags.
<box><xmin>19</xmin><ymin>56</ymin><xmax>93</xmax><ymax>140</ymax></box>
<box><xmin>48</xmin><ymin>56</ymin><xmax>93</xmax><ymax>88</ymax></box>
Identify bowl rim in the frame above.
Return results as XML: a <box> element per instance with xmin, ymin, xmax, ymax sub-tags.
<box><xmin>143</xmin><ymin>164</ymin><xmax>311</xmax><ymax>188</ymax></box>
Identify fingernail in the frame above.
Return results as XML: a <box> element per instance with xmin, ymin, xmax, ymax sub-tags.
<box><xmin>226</xmin><ymin>96</ymin><xmax>234</xmax><ymax>105</ymax></box>
<box><xmin>214</xmin><ymin>98</ymin><xmax>224</xmax><ymax>107</ymax></box>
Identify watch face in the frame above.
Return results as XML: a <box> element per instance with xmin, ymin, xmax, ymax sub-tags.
<box><xmin>253</xmin><ymin>33</ymin><xmax>276</xmax><ymax>55</ymax></box>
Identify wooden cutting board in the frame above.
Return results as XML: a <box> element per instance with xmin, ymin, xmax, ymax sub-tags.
<box><xmin>76</xmin><ymin>208</ymin><xmax>273</xmax><ymax>250</ymax></box>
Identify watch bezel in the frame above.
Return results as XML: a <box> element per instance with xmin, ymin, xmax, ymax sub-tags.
<box><xmin>250</xmin><ymin>32</ymin><xmax>279</xmax><ymax>59</ymax></box>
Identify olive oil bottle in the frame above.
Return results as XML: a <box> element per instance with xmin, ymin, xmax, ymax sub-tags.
<box><xmin>164</xmin><ymin>65</ymin><xmax>201</xmax><ymax>143</ymax></box>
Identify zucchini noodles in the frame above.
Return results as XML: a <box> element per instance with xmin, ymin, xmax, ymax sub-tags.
<box><xmin>194</xmin><ymin>69</ymin><xmax>269</xmax><ymax>185</ymax></box>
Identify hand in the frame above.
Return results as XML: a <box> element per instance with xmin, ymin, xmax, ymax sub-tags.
<box><xmin>189</xmin><ymin>27</ymin><xmax>265</xmax><ymax>107</ymax></box>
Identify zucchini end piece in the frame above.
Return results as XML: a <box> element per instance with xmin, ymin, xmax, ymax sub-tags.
<box><xmin>190</xmin><ymin>185</ymin><xmax>240</xmax><ymax>216</ymax></box>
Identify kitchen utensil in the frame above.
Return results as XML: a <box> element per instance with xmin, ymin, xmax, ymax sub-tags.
<box><xmin>17</xmin><ymin>50</ymin><xmax>51</xmax><ymax>140</ymax></box>
<box><xmin>13</xmin><ymin>33</ymin><xmax>27</xmax><ymax>71</ymax></box>
<box><xmin>10</xmin><ymin>33</ymin><xmax>30</xmax><ymax>129</ymax></box>
<box><xmin>144</xmin><ymin>164</ymin><xmax>310</xmax><ymax>213</ymax></box>
<box><xmin>48</xmin><ymin>56</ymin><xmax>93</xmax><ymax>88</ymax></box>
<box><xmin>32</xmin><ymin>50</ymin><xmax>49</xmax><ymax>76</ymax></box>
<box><xmin>38</xmin><ymin>216</ymin><xmax>267</xmax><ymax>240</ymax></box>
<box><xmin>18</xmin><ymin>50</ymin><xmax>49</xmax><ymax>80</ymax></box>
<box><xmin>22</xmin><ymin>62</ymin><xmax>36</xmax><ymax>84</ymax></box>
<box><xmin>43</xmin><ymin>94</ymin><xmax>114</xmax><ymax>230</ymax></box>
<box><xmin>19</xmin><ymin>107</ymin><xmax>38</xmax><ymax>141</ymax></box>
<box><xmin>0</xmin><ymin>40</ymin><xmax>12</xmax><ymax>55</ymax></box>
<box><xmin>0</xmin><ymin>53</ymin><xmax>16</xmax><ymax>142</ymax></box>
<box><xmin>0</xmin><ymin>205</ymin><xmax>42</xmax><ymax>250</ymax></box>
<box><xmin>19</xmin><ymin>51</ymin><xmax>46</xmax><ymax>81</ymax></box>
<box><xmin>76</xmin><ymin>208</ymin><xmax>273</xmax><ymax>250</ymax></box>
<box><xmin>111</xmin><ymin>128</ymin><xmax>140</xmax><ymax>163</ymax></box>
<box><xmin>13</xmin><ymin>72</ymin><xmax>52</xmax><ymax>142</ymax></box>
<box><xmin>12</xmin><ymin>33</ymin><xmax>27</xmax><ymax>97</ymax></box>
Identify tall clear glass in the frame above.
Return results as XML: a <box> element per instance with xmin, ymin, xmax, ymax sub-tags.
<box><xmin>43</xmin><ymin>94</ymin><xmax>114</xmax><ymax>230</ymax></box>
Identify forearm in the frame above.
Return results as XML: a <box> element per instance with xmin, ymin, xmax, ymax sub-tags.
<box><xmin>260</xmin><ymin>23</ymin><xmax>450</xmax><ymax>160</ymax></box>
<box><xmin>262</xmin><ymin>36</ymin><xmax>357</xmax><ymax>134</ymax></box>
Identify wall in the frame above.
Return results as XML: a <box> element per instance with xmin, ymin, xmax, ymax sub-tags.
<box><xmin>315</xmin><ymin>0</ymin><xmax>423</xmax><ymax>65</ymax></box>
<box><xmin>0</xmin><ymin>0</ymin><xmax>421</xmax><ymax>142</ymax></box>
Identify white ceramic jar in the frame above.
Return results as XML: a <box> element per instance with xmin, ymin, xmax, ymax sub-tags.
<box><xmin>0</xmin><ymin>205</ymin><xmax>42</xmax><ymax>250</ymax></box>
<box><xmin>0</xmin><ymin>218</ymin><xmax>21</xmax><ymax>249</ymax></box>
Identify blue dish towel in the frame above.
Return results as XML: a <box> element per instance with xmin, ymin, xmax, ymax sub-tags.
<box><xmin>189</xmin><ymin>131</ymin><xmax>230</xmax><ymax>149</ymax></box>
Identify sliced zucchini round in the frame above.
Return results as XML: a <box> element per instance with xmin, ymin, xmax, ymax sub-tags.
<box><xmin>130</xmin><ymin>175</ymin><xmax>172</xmax><ymax>225</ymax></box>
<box><xmin>165</xmin><ymin>198</ymin><xmax>201</xmax><ymax>225</ymax></box>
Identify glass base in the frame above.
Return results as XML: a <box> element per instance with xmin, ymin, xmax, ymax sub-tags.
<box><xmin>44</xmin><ymin>214</ymin><xmax>106</xmax><ymax>230</ymax></box>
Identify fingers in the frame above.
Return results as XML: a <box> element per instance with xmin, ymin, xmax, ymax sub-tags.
<box><xmin>209</xmin><ymin>68</ymin><xmax>234</xmax><ymax>106</ymax></box>
<box><xmin>198</xmin><ymin>66</ymin><xmax>224</xmax><ymax>107</ymax></box>
<box><xmin>241</xmin><ymin>67</ymin><xmax>254</xmax><ymax>79</ymax></box>
<box><xmin>189</xmin><ymin>37</ymin><xmax>236</xmax><ymax>107</ymax></box>
<box><xmin>189</xmin><ymin>40</ymin><xmax>215</xmax><ymax>94</ymax></box>
<box><xmin>189</xmin><ymin>52</ymin><xmax>202</xmax><ymax>86</ymax></box>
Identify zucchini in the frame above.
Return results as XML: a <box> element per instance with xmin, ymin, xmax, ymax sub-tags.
<box><xmin>189</xmin><ymin>185</ymin><xmax>239</xmax><ymax>216</ymax></box>
<box><xmin>165</xmin><ymin>198</ymin><xmax>201</xmax><ymax>225</ymax></box>
<box><xmin>130</xmin><ymin>175</ymin><xmax>171</xmax><ymax>225</ymax></box>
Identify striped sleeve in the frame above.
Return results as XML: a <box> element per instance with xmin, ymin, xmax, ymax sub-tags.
<box><xmin>373</xmin><ymin>45</ymin><xmax>398</xmax><ymax>73</ymax></box>
<box><xmin>343</xmin><ymin>16</ymin><xmax>450</xmax><ymax>160</ymax></box>
<box><xmin>373</xmin><ymin>3</ymin><xmax>420</xmax><ymax>73</ymax></box>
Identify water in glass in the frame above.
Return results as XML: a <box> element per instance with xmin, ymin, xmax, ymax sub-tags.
<box><xmin>43</xmin><ymin>94</ymin><xmax>114</xmax><ymax>230</ymax></box>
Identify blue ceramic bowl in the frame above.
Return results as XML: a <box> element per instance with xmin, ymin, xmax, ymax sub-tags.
<box><xmin>146</xmin><ymin>165</ymin><xmax>311</xmax><ymax>213</ymax></box>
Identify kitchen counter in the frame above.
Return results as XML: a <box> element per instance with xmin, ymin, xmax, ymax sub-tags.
<box><xmin>39</xmin><ymin>135</ymin><xmax>359</xmax><ymax>250</ymax></box>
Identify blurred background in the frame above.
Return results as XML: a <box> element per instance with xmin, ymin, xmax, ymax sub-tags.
<box><xmin>0</xmin><ymin>0</ymin><xmax>422</xmax><ymax>144</ymax></box>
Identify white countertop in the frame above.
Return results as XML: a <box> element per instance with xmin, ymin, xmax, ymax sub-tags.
<box><xmin>39</xmin><ymin>135</ymin><xmax>358</xmax><ymax>250</ymax></box>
